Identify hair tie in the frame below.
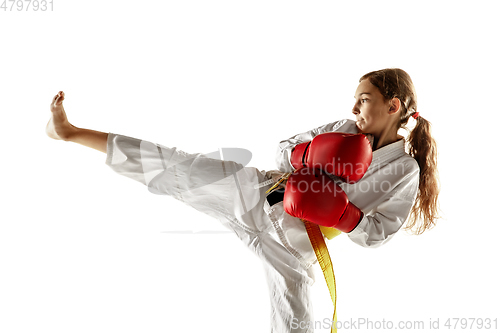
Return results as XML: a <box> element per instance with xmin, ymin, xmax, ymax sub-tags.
<box><xmin>412</xmin><ymin>112</ymin><xmax>420</xmax><ymax>119</ymax></box>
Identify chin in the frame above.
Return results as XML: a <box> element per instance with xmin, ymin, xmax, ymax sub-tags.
<box><xmin>355</xmin><ymin>121</ymin><xmax>367</xmax><ymax>133</ymax></box>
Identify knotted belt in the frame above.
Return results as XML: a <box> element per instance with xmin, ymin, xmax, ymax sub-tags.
<box><xmin>266</xmin><ymin>174</ymin><xmax>340</xmax><ymax>333</ymax></box>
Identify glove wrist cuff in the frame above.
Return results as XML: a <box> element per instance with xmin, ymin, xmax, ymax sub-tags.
<box><xmin>335</xmin><ymin>203</ymin><xmax>363</xmax><ymax>233</ymax></box>
<box><xmin>290</xmin><ymin>141</ymin><xmax>310</xmax><ymax>169</ymax></box>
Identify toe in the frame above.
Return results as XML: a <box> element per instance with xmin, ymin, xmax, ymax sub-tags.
<box><xmin>54</xmin><ymin>92</ymin><xmax>65</xmax><ymax>104</ymax></box>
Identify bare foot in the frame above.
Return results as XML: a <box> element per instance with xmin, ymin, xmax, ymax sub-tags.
<box><xmin>46</xmin><ymin>91</ymin><xmax>77</xmax><ymax>141</ymax></box>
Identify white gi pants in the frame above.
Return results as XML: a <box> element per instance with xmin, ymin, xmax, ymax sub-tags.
<box><xmin>105</xmin><ymin>134</ymin><xmax>318</xmax><ymax>333</ymax></box>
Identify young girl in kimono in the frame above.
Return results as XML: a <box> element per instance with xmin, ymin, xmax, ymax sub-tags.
<box><xmin>46</xmin><ymin>68</ymin><xmax>440</xmax><ymax>332</ymax></box>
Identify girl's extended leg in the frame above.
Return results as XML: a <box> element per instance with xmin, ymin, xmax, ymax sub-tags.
<box><xmin>45</xmin><ymin>90</ymin><xmax>265</xmax><ymax>231</ymax></box>
<box><xmin>46</xmin><ymin>91</ymin><xmax>108</xmax><ymax>153</ymax></box>
<box><xmin>46</xmin><ymin>91</ymin><xmax>317</xmax><ymax>332</ymax></box>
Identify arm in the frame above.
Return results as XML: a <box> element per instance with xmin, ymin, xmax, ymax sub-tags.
<box><xmin>275</xmin><ymin>119</ymin><xmax>350</xmax><ymax>172</ymax></box>
<box><xmin>347</xmin><ymin>166</ymin><xmax>420</xmax><ymax>248</ymax></box>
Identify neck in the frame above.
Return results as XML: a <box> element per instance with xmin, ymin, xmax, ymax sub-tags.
<box><xmin>372</xmin><ymin>129</ymin><xmax>402</xmax><ymax>151</ymax></box>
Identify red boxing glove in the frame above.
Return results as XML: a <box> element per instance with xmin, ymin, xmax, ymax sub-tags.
<box><xmin>290</xmin><ymin>132</ymin><xmax>372</xmax><ymax>184</ymax></box>
<box><xmin>283</xmin><ymin>167</ymin><xmax>363</xmax><ymax>233</ymax></box>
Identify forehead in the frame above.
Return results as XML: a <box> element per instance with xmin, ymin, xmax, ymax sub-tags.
<box><xmin>354</xmin><ymin>79</ymin><xmax>379</xmax><ymax>97</ymax></box>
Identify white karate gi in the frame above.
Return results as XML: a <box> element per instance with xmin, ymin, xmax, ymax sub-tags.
<box><xmin>276</xmin><ymin>119</ymin><xmax>420</xmax><ymax>248</ymax></box>
<box><xmin>105</xmin><ymin>118</ymin><xmax>419</xmax><ymax>333</ymax></box>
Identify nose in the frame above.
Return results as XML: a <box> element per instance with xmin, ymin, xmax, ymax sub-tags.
<box><xmin>352</xmin><ymin>104</ymin><xmax>359</xmax><ymax>115</ymax></box>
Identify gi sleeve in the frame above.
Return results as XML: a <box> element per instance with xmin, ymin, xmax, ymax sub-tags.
<box><xmin>275</xmin><ymin>119</ymin><xmax>350</xmax><ymax>173</ymax></box>
<box><xmin>347</xmin><ymin>159</ymin><xmax>420</xmax><ymax>248</ymax></box>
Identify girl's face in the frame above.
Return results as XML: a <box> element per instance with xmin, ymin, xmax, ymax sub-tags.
<box><xmin>352</xmin><ymin>79</ymin><xmax>398</xmax><ymax>136</ymax></box>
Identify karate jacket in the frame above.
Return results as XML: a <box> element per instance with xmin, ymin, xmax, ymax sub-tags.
<box><xmin>275</xmin><ymin>119</ymin><xmax>420</xmax><ymax>248</ymax></box>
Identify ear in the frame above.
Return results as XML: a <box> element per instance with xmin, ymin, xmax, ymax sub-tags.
<box><xmin>388</xmin><ymin>97</ymin><xmax>401</xmax><ymax>115</ymax></box>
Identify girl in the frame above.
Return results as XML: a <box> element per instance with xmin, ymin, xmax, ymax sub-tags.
<box><xmin>46</xmin><ymin>68</ymin><xmax>440</xmax><ymax>332</ymax></box>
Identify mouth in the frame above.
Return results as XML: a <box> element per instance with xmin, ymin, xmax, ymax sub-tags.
<box><xmin>355</xmin><ymin>119</ymin><xmax>365</xmax><ymax>128</ymax></box>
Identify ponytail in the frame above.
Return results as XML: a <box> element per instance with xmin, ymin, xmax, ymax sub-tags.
<box><xmin>360</xmin><ymin>68</ymin><xmax>441</xmax><ymax>235</ymax></box>
<box><xmin>405</xmin><ymin>116</ymin><xmax>441</xmax><ymax>234</ymax></box>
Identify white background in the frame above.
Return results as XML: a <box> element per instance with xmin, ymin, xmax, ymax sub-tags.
<box><xmin>1</xmin><ymin>1</ymin><xmax>499</xmax><ymax>332</ymax></box>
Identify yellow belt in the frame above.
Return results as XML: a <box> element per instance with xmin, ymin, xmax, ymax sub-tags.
<box><xmin>304</xmin><ymin>221</ymin><xmax>340</xmax><ymax>333</ymax></box>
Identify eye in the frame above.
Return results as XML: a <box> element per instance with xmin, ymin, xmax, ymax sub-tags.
<box><xmin>361</xmin><ymin>98</ymin><xmax>368</xmax><ymax>103</ymax></box>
